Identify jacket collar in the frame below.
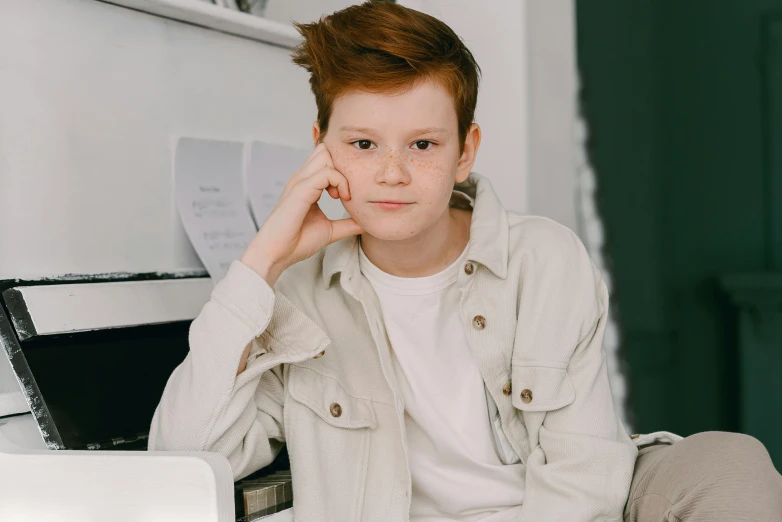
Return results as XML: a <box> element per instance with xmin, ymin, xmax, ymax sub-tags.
<box><xmin>321</xmin><ymin>172</ymin><xmax>509</xmax><ymax>294</ymax></box>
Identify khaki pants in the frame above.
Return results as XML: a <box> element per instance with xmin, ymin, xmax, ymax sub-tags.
<box><xmin>624</xmin><ymin>431</ymin><xmax>782</xmax><ymax>521</ymax></box>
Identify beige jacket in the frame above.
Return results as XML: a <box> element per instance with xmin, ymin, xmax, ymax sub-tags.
<box><xmin>150</xmin><ymin>173</ymin><xmax>649</xmax><ymax>521</ymax></box>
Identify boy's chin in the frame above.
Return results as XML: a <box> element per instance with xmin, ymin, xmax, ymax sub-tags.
<box><xmin>358</xmin><ymin>224</ymin><xmax>422</xmax><ymax>242</ymax></box>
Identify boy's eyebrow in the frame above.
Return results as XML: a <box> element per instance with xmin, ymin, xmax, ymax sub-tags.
<box><xmin>338</xmin><ymin>125</ymin><xmax>449</xmax><ymax>136</ymax></box>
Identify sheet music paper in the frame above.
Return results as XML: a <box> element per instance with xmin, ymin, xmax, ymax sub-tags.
<box><xmin>174</xmin><ymin>137</ymin><xmax>258</xmax><ymax>285</ymax></box>
<box><xmin>246</xmin><ymin>141</ymin><xmax>347</xmax><ymax>227</ymax></box>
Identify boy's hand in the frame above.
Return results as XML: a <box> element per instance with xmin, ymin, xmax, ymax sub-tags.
<box><xmin>240</xmin><ymin>143</ymin><xmax>363</xmax><ymax>287</ymax></box>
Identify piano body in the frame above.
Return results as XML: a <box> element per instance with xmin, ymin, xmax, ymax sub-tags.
<box><xmin>0</xmin><ymin>274</ymin><xmax>293</xmax><ymax>521</ymax></box>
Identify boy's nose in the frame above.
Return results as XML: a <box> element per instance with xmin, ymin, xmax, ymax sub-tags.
<box><xmin>376</xmin><ymin>150</ymin><xmax>410</xmax><ymax>184</ymax></box>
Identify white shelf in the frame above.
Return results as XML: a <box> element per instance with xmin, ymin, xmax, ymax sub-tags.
<box><xmin>100</xmin><ymin>0</ymin><xmax>302</xmax><ymax>48</ymax></box>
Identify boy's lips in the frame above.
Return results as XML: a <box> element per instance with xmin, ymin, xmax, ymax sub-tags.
<box><xmin>371</xmin><ymin>201</ymin><xmax>414</xmax><ymax>210</ymax></box>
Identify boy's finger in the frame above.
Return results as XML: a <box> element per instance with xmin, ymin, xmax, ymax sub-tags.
<box><xmin>329</xmin><ymin>217</ymin><xmax>364</xmax><ymax>244</ymax></box>
<box><xmin>294</xmin><ymin>166</ymin><xmax>350</xmax><ymax>204</ymax></box>
<box><xmin>312</xmin><ymin>167</ymin><xmax>351</xmax><ymax>201</ymax></box>
<box><xmin>281</xmin><ymin>147</ymin><xmax>334</xmax><ymax>199</ymax></box>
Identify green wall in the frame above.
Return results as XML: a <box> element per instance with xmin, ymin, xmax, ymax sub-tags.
<box><xmin>576</xmin><ymin>0</ymin><xmax>782</xmax><ymax>458</ymax></box>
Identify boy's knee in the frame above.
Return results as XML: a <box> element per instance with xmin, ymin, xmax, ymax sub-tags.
<box><xmin>669</xmin><ymin>431</ymin><xmax>780</xmax><ymax>489</ymax></box>
<box><xmin>695</xmin><ymin>430</ymin><xmax>760</xmax><ymax>450</ymax></box>
<box><xmin>671</xmin><ymin>432</ymin><xmax>782</xmax><ymax>519</ymax></box>
<box><xmin>695</xmin><ymin>431</ymin><xmax>772</xmax><ymax>469</ymax></box>
<box><xmin>629</xmin><ymin>432</ymin><xmax>782</xmax><ymax>521</ymax></box>
<box><xmin>696</xmin><ymin>432</ymin><xmax>781</xmax><ymax>498</ymax></box>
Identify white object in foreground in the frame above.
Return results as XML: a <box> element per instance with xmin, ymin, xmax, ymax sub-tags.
<box><xmin>0</xmin><ymin>431</ymin><xmax>236</xmax><ymax>522</ymax></box>
<box><xmin>258</xmin><ymin>508</ymin><xmax>294</xmax><ymax>521</ymax></box>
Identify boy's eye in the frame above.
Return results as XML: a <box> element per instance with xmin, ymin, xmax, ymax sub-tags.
<box><xmin>351</xmin><ymin>140</ymin><xmax>375</xmax><ymax>150</ymax></box>
<box><xmin>349</xmin><ymin>140</ymin><xmax>435</xmax><ymax>151</ymax></box>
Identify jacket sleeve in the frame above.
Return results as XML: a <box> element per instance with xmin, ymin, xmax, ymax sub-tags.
<box><xmin>516</xmin><ymin>228</ymin><xmax>637</xmax><ymax>521</ymax></box>
<box><xmin>148</xmin><ymin>260</ymin><xmax>331</xmax><ymax>480</ymax></box>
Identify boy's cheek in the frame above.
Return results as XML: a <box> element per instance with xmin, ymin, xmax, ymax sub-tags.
<box><xmin>329</xmin><ymin>145</ymin><xmax>372</xmax><ymax>169</ymax></box>
<box><xmin>341</xmin><ymin>193</ymin><xmax>363</xmax><ymax>212</ymax></box>
<box><xmin>330</xmin><ymin>153</ymin><xmax>368</xmax><ymax>191</ymax></box>
<box><xmin>340</xmin><ymin>199</ymin><xmax>370</xmax><ymax>228</ymax></box>
<box><xmin>327</xmin><ymin>146</ymin><xmax>350</xmax><ymax>170</ymax></box>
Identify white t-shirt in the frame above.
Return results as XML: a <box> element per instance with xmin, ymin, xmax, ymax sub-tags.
<box><xmin>359</xmin><ymin>240</ymin><xmax>525</xmax><ymax>522</ymax></box>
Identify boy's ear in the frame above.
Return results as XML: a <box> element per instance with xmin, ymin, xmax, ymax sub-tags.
<box><xmin>312</xmin><ymin>121</ymin><xmax>321</xmax><ymax>146</ymax></box>
<box><xmin>456</xmin><ymin>123</ymin><xmax>482</xmax><ymax>183</ymax></box>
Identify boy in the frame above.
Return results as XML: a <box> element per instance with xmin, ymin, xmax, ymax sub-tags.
<box><xmin>150</xmin><ymin>2</ymin><xmax>782</xmax><ymax>521</ymax></box>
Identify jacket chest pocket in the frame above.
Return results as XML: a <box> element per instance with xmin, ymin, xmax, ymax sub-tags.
<box><xmin>510</xmin><ymin>363</ymin><xmax>576</xmax><ymax>449</ymax></box>
<box><xmin>285</xmin><ymin>365</ymin><xmax>376</xmax><ymax>522</ymax></box>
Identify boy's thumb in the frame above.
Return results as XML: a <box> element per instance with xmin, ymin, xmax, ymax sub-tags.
<box><xmin>329</xmin><ymin>218</ymin><xmax>364</xmax><ymax>244</ymax></box>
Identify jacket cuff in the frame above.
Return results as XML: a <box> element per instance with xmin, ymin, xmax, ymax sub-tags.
<box><xmin>211</xmin><ymin>260</ymin><xmax>330</xmax><ymax>362</ymax></box>
<box><xmin>210</xmin><ymin>260</ymin><xmax>277</xmax><ymax>334</ymax></box>
<box><xmin>257</xmin><ymin>291</ymin><xmax>331</xmax><ymax>357</ymax></box>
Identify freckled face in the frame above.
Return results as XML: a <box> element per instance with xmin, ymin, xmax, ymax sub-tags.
<box><xmin>319</xmin><ymin>80</ymin><xmax>467</xmax><ymax>241</ymax></box>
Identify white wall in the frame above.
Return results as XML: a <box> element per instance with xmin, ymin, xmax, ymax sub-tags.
<box><xmin>263</xmin><ymin>0</ymin><xmax>356</xmax><ymax>23</ymax></box>
<box><xmin>525</xmin><ymin>0</ymin><xmax>577</xmax><ymax>232</ymax></box>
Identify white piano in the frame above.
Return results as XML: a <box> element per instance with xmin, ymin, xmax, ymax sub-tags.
<box><xmin>0</xmin><ymin>275</ymin><xmax>293</xmax><ymax>522</ymax></box>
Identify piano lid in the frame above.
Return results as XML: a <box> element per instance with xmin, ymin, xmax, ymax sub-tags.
<box><xmin>0</xmin><ymin>275</ymin><xmax>211</xmax><ymax>450</ymax></box>
<box><xmin>4</xmin><ymin>277</ymin><xmax>212</xmax><ymax>341</ymax></box>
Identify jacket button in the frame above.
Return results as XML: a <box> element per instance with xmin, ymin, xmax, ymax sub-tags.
<box><xmin>520</xmin><ymin>389</ymin><xmax>533</xmax><ymax>404</ymax></box>
<box><xmin>502</xmin><ymin>381</ymin><xmax>512</xmax><ymax>396</ymax></box>
<box><xmin>464</xmin><ymin>262</ymin><xmax>475</xmax><ymax>275</ymax></box>
<box><xmin>330</xmin><ymin>403</ymin><xmax>342</xmax><ymax>417</ymax></box>
<box><xmin>313</xmin><ymin>350</ymin><xmax>326</xmax><ymax>359</ymax></box>
<box><xmin>472</xmin><ymin>315</ymin><xmax>486</xmax><ymax>330</ymax></box>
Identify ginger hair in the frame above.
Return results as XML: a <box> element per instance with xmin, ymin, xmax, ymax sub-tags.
<box><xmin>291</xmin><ymin>1</ymin><xmax>481</xmax><ymax>155</ymax></box>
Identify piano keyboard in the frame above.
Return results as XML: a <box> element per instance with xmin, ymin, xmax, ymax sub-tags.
<box><xmin>235</xmin><ymin>469</ymin><xmax>293</xmax><ymax>521</ymax></box>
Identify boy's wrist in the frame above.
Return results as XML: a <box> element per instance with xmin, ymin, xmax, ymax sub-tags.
<box><xmin>239</xmin><ymin>252</ymin><xmax>284</xmax><ymax>287</ymax></box>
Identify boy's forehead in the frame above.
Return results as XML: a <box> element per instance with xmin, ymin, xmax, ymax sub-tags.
<box><xmin>336</xmin><ymin>80</ymin><xmax>452</xmax><ymax>108</ymax></box>
<box><xmin>332</xmin><ymin>81</ymin><xmax>458</xmax><ymax>132</ymax></box>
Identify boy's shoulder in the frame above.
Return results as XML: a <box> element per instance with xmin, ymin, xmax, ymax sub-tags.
<box><xmin>506</xmin><ymin>212</ymin><xmax>592</xmax><ymax>264</ymax></box>
<box><xmin>506</xmin><ymin>212</ymin><xmax>605</xmax><ymax>338</ymax></box>
<box><xmin>505</xmin><ymin>212</ymin><xmax>602</xmax><ymax>303</ymax></box>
